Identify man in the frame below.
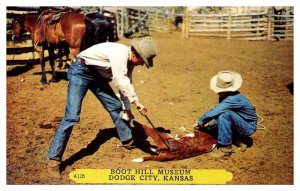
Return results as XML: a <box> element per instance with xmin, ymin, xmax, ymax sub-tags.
<box><xmin>194</xmin><ymin>71</ymin><xmax>257</xmax><ymax>158</ymax></box>
<box><xmin>47</xmin><ymin>36</ymin><xmax>157</xmax><ymax>178</ymax></box>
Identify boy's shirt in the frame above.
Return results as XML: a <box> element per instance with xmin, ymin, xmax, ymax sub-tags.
<box><xmin>78</xmin><ymin>42</ymin><xmax>137</xmax><ymax>110</ymax></box>
<box><xmin>198</xmin><ymin>92</ymin><xmax>257</xmax><ymax>126</ymax></box>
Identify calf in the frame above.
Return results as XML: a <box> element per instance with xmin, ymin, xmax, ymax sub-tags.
<box><xmin>131</xmin><ymin>120</ymin><xmax>217</xmax><ymax>162</ymax></box>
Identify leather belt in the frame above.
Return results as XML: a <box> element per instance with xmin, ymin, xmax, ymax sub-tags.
<box><xmin>75</xmin><ymin>57</ymin><xmax>86</xmax><ymax>65</ymax></box>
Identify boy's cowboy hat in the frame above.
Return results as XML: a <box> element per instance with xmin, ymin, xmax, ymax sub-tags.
<box><xmin>131</xmin><ymin>36</ymin><xmax>157</xmax><ymax>68</ymax></box>
<box><xmin>210</xmin><ymin>71</ymin><xmax>243</xmax><ymax>93</ymax></box>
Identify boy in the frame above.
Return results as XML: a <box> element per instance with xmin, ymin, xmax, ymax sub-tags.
<box><xmin>195</xmin><ymin>71</ymin><xmax>257</xmax><ymax>158</ymax></box>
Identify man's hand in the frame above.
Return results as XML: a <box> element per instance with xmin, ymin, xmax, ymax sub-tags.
<box><xmin>134</xmin><ymin>100</ymin><xmax>147</xmax><ymax>116</ymax></box>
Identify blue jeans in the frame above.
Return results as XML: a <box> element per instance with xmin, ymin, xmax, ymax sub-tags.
<box><xmin>217</xmin><ymin>110</ymin><xmax>256</xmax><ymax>145</ymax></box>
<box><xmin>48</xmin><ymin>61</ymin><xmax>133</xmax><ymax>161</ymax></box>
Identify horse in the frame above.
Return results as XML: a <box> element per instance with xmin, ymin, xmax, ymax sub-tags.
<box><xmin>85</xmin><ymin>11</ymin><xmax>117</xmax><ymax>43</ymax></box>
<box><xmin>130</xmin><ymin>120</ymin><xmax>217</xmax><ymax>162</ymax></box>
<box><xmin>11</xmin><ymin>10</ymin><xmax>95</xmax><ymax>84</ymax></box>
<box><xmin>174</xmin><ymin>15</ymin><xmax>183</xmax><ymax>30</ymax></box>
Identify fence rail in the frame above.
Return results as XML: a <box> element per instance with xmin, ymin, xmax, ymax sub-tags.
<box><xmin>7</xmin><ymin>52</ymin><xmax>66</xmax><ymax>66</ymax></box>
<box><xmin>183</xmin><ymin>10</ymin><xmax>294</xmax><ymax>41</ymax></box>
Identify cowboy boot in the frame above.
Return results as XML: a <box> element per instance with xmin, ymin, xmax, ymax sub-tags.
<box><xmin>234</xmin><ymin>135</ymin><xmax>250</xmax><ymax>152</ymax></box>
<box><xmin>47</xmin><ymin>159</ymin><xmax>61</xmax><ymax>179</ymax></box>
<box><xmin>121</xmin><ymin>138</ymin><xmax>136</xmax><ymax>150</ymax></box>
<box><xmin>209</xmin><ymin>145</ymin><xmax>232</xmax><ymax>158</ymax></box>
<box><xmin>236</xmin><ymin>141</ymin><xmax>247</xmax><ymax>152</ymax></box>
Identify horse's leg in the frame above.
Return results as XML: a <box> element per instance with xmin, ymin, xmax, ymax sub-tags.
<box><xmin>57</xmin><ymin>44</ymin><xmax>70</xmax><ymax>70</ymax></box>
<box><xmin>63</xmin><ymin>44</ymin><xmax>70</xmax><ymax>69</ymax></box>
<box><xmin>38</xmin><ymin>47</ymin><xmax>47</xmax><ymax>84</ymax></box>
<box><xmin>57</xmin><ymin>47</ymin><xmax>63</xmax><ymax>69</ymax></box>
<box><xmin>48</xmin><ymin>44</ymin><xmax>58</xmax><ymax>83</ymax></box>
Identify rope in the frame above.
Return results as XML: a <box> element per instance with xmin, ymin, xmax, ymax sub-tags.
<box><xmin>257</xmin><ymin>114</ymin><xmax>266</xmax><ymax>130</ymax></box>
<box><xmin>145</xmin><ymin>115</ymin><xmax>171</xmax><ymax>149</ymax></box>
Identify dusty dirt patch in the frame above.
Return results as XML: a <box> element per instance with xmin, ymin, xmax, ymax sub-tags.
<box><xmin>6</xmin><ymin>31</ymin><xmax>293</xmax><ymax>184</ymax></box>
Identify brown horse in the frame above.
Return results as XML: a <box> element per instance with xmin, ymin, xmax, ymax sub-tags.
<box><xmin>131</xmin><ymin>120</ymin><xmax>217</xmax><ymax>162</ymax></box>
<box><xmin>11</xmin><ymin>11</ymin><xmax>95</xmax><ymax>84</ymax></box>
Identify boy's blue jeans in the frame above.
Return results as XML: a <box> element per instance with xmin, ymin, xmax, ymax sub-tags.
<box><xmin>214</xmin><ymin>111</ymin><xmax>256</xmax><ymax>145</ymax></box>
<box><xmin>48</xmin><ymin>61</ymin><xmax>133</xmax><ymax>161</ymax></box>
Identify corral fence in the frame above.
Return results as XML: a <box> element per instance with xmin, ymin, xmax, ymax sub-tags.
<box><xmin>115</xmin><ymin>8</ymin><xmax>150</xmax><ymax>37</ymax></box>
<box><xmin>101</xmin><ymin>7</ymin><xmax>175</xmax><ymax>37</ymax></box>
<box><xmin>182</xmin><ymin>8</ymin><xmax>294</xmax><ymax>41</ymax></box>
<box><xmin>81</xmin><ymin>7</ymin><xmax>173</xmax><ymax>38</ymax></box>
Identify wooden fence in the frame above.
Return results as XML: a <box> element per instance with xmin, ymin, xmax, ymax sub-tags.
<box><xmin>182</xmin><ymin>10</ymin><xmax>294</xmax><ymax>41</ymax></box>
<box><xmin>114</xmin><ymin>8</ymin><xmax>150</xmax><ymax>37</ymax></box>
<box><xmin>149</xmin><ymin>12</ymin><xmax>174</xmax><ymax>32</ymax></box>
<box><xmin>114</xmin><ymin>7</ymin><xmax>177</xmax><ymax>37</ymax></box>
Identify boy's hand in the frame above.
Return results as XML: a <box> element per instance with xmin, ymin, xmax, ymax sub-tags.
<box><xmin>193</xmin><ymin>122</ymin><xmax>207</xmax><ymax>130</ymax></box>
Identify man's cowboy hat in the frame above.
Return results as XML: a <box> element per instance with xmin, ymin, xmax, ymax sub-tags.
<box><xmin>131</xmin><ymin>36</ymin><xmax>157</xmax><ymax>68</ymax></box>
<box><xmin>210</xmin><ymin>71</ymin><xmax>243</xmax><ymax>93</ymax></box>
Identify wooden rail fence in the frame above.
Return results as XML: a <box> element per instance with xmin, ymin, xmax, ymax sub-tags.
<box><xmin>182</xmin><ymin>10</ymin><xmax>294</xmax><ymax>41</ymax></box>
<box><xmin>114</xmin><ymin>7</ymin><xmax>176</xmax><ymax>37</ymax></box>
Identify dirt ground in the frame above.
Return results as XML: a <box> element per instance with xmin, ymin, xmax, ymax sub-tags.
<box><xmin>6</xmin><ymin>31</ymin><xmax>294</xmax><ymax>185</ymax></box>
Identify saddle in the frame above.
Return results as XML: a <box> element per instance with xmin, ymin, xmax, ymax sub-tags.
<box><xmin>37</xmin><ymin>7</ymin><xmax>81</xmax><ymax>44</ymax></box>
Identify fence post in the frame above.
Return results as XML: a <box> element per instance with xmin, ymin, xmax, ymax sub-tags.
<box><xmin>145</xmin><ymin>12</ymin><xmax>151</xmax><ymax>35</ymax></box>
<box><xmin>182</xmin><ymin>9</ymin><xmax>189</xmax><ymax>39</ymax></box>
<box><xmin>227</xmin><ymin>13</ymin><xmax>232</xmax><ymax>40</ymax></box>
<box><xmin>181</xmin><ymin>12</ymin><xmax>185</xmax><ymax>39</ymax></box>
<box><xmin>115</xmin><ymin>8</ymin><xmax>121</xmax><ymax>38</ymax></box>
<box><xmin>124</xmin><ymin>8</ymin><xmax>129</xmax><ymax>33</ymax></box>
<box><xmin>267</xmin><ymin>10</ymin><xmax>272</xmax><ymax>41</ymax></box>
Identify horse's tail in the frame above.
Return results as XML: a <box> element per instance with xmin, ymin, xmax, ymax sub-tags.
<box><xmin>80</xmin><ymin>18</ymin><xmax>96</xmax><ymax>51</ymax></box>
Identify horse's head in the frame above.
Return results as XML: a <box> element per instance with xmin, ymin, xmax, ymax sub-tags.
<box><xmin>11</xmin><ymin>15</ymin><xmax>25</xmax><ymax>42</ymax></box>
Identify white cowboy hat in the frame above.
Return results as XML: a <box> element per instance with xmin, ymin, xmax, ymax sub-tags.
<box><xmin>210</xmin><ymin>71</ymin><xmax>243</xmax><ymax>93</ymax></box>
